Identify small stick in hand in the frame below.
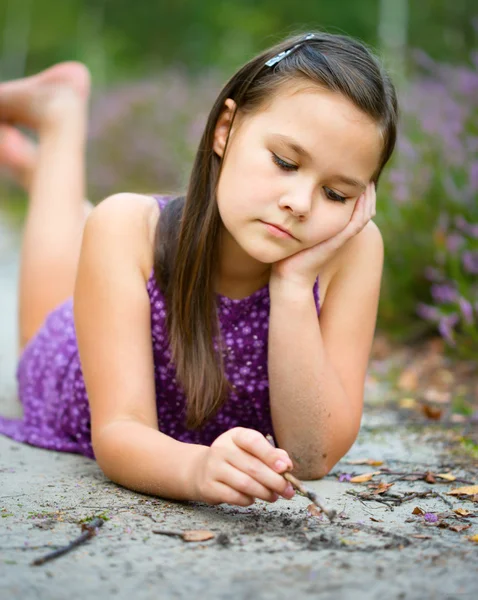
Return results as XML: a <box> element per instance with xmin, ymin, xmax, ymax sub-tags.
<box><xmin>266</xmin><ymin>434</ymin><xmax>337</xmax><ymax>522</ymax></box>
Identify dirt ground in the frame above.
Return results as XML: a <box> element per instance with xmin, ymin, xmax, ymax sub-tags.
<box><xmin>1</xmin><ymin>216</ymin><xmax>477</xmax><ymax>600</ymax></box>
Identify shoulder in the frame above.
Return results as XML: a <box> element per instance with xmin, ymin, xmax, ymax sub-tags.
<box><xmin>319</xmin><ymin>220</ymin><xmax>383</xmax><ymax>308</ymax></box>
<box><xmin>339</xmin><ymin>219</ymin><xmax>383</xmax><ymax>272</ymax></box>
<box><xmin>328</xmin><ymin>220</ymin><xmax>383</xmax><ymax>290</ymax></box>
<box><xmin>84</xmin><ymin>192</ymin><xmax>160</xmax><ymax>280</ymax></box>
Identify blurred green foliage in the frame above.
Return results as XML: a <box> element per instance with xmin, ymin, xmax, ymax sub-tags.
<box><xmin>0</xmin><ymin>0</ymin><xmax>477</xmax><ymax>83</ymax></box>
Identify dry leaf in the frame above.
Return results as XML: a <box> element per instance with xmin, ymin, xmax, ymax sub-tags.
<box><xmin>350</xmin><ymin>471</ymin><xmax>381</xmax><ymax>483</ymax></box>
<box><xmin>411</xmin><ymin>534</ymin><xmax>432</xmax><ymax>539</ymax></box>
<box><xmin>468</xmin><ymin>534</ymin><xmax>478</xmax><ymax>543</ymax></box>
<box><xmin>307</xmin><ymin>504</ymin><xmax>322</xmax><ymax>517</ymax></box>
<box><xmin>454</xmin><ymin>508</ymin><xmax>472</xmax><ymax>517</ymax></box>
<box><xmin>449</xmin><ymin>524</ymin><xmax>471</xmax><ymax>533</ymax></box>
<box><xmin>472</xmin><ymin>495</ymin><xmax>478</xmax><ymax>503</ymax></box>
<box><xmin>370</xmin><ymin>517</ymin><xmax>384</xmax><ymax>522</ymax></box>
<box><xmin>425</xmin><ymin>472</ymin><xmax>437</xmax><ymax>484</ymax></box>
<box><xmin>436</xmin><ymin>473</ymin><xmax>456</xmax><ymax>482</ymax></box>
<box><xmin>370</xmin><ymin>482</ymin><xmax>394</xmax><ymax>495</ymax></box>
<box><xmin>421</xmin><ymin>404</ymin><xmax>443</xmax><ymax>420</ymax></box>
<box><xmin>447</xmin><ymin>485</ymin><xmax>478</xmax><ymax>496</ymax></box>
<box><xmin>182</xmin><ymin>530</ymin><xmax>215</xmax><ymax>542</ymax></box>
<box><xmin>412</xmin><ymin>506</ymin><xmax>425</xmax><ymax>515</ymax></box>
<box><xmin>347</xmin><ymin>458</ymin><xmax>384</xmax><ymax>466</ymax></box>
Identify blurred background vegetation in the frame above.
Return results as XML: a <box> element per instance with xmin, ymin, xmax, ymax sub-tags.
<box><xmin>0</xmin><ymin>0</ymin><xmax>477</xmax><ymax>356</ymax></box>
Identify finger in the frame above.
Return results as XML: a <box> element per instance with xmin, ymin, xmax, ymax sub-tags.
<box><xmin>365</xmin><ymin>182</ymin><xmax>376</xmax><ymax>219</ymax></box>
<box><xmin>217</xmin><ymin>461</ymin><xmax>284</xmax><ymax>503</ymax></box>
<box><xmin>326</xmin><ymin>194</ymin><xmax>367</xmax><ymax>248</ymax></box>
<box><xmin>351</xmin><ymin>189</ymin><xmax>370</xmax><ymax>229</ymax></box>
<box><xmin>212</xmin><ymin>480</ymin><xmax>256</xmax><ymax>507</ymax></box>
<box><xmin>227</xmin><ymin>447</ymin><xmax>296</xmax><ymax>499</ymax></box>
<box><xmin>231</xmin><ymin>428</ymin><xmax>293</xmax><ymax>471</ymax></box>
<box><xmin>316</xmin><ymin>184</ymin><xmax>374</xmax><ymax>254</ymax></box>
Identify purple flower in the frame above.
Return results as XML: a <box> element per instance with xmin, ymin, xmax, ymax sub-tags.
<box><xmin>446</xmin><ymin>233</ymin><xmax>465</xmax><ymax>252</ymax></box>
<box><xmin>431</xmin><ymin>283</ymin><xmax>458</xmax><ymax>304</ymax></box>
<box><xmin>438</xmin><ymin>313</ymin><xmax>459</xmax><ymax>346</ymax></box>
<box><xmin>470</xmin><ymin>162</ymin><xmax>478</xmax><ymax>192</ymax></box>
<box><xmin>462</xmin><ymin>251</ymin><xmax>478</xmax><ymax>275</ymax></box>
<box><xmin>424</xmin><ymin>512</ymin><xmax>438</xmax><ymax>523</ymax></box>
<box><xmin>454</xmin><ymin>216</ymin><xmax>471</xmax><ymax>232</ymax></box>
<box><xmin>454</xmin><ymin>216</ymin><xmax>478</xmax><ymax>238</ymax></box>
<box><xmin>338</xmin><ymin>473</ymin><xmax>352</xmax><ymax>482</ymax></box>
<box><xmin>458</xmin><ymin>297</ymin><xmax>474</xmax><ymax>325</ymax></box>
<box><xmin>416</xmin><ymin>303</ymin><xmax>440</xmax><ymax>321</ymax></box>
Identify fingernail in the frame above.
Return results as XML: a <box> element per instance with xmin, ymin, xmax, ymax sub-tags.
<box><xmin>274</xmin><ymin>459</ymin><xmax>287</xmax><ymax>472</ymax></box>
<box><xmin>285</xmin><ymin>483</ymin><xmax>295</xmax><ymax>496</ymax></box>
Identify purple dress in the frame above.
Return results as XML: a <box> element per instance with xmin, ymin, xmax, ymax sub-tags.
<box><xmin>0</xmin><ymin>195</ymin><xmax>320</xmax><ymax>459</ymax></box>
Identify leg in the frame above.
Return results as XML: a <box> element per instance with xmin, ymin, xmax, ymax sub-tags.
<box><xmin>0</xmin><ymin>125</ymin><xmax>94</xmax><ymax>212</ymax></box>
<box><xmin>0</xmin><ymin>62</ymin><xmax>93</xmax><ymax>352</ymax></box>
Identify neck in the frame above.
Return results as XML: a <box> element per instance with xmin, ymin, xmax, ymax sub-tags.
<box><xmin>215</xmin><ymin>226</ymin><xmax>271</xmax><ymax>299</ymax></box>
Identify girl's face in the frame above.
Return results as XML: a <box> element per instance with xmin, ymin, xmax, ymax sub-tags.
<box><xmin>213</xmin><ymin>81</ymin><xmax>382</xmax><ymax>270</ymax></box>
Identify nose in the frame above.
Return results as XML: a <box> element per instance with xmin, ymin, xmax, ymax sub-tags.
<box><xmin>278</xmin><ymin>188</ymin><xmax>312</xmax><ymax>218</ymax></box>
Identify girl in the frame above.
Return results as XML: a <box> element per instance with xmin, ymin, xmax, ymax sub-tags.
<box><xmin>0</xmin><ymin>32</ymin><xmax>397</xmax><ymax>507</ymax></box>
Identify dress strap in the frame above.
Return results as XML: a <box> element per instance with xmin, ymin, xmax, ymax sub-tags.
<box><xmin>152</xmin><ymin>194</ymin><xmax>172</xmax><ymax>210</ymax></box>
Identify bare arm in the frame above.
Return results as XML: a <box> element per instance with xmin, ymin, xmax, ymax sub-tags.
<box><xmin>74</xmin><ymin>192</ymin><xmax>208</xmax><ymax>500</ymax></box>
<box><xmin>268</xmin><ymin>221</ymin><xmax>384</xmax><ymax>479</ymax></box>
<box><xmin>96</xmin><ymin>420</ymin><xmax>208</xmax><ymax>500</ymax></box>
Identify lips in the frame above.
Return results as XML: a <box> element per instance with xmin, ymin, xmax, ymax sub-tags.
<box><xmin>270</xmin><ymin>223</ymin><xmax>292</xmax><ymax>235</ymax></box>
<box><xmin>262</xmin><ymin>221</ymin><xmax>295</xmax><ymax>238</ymax></box>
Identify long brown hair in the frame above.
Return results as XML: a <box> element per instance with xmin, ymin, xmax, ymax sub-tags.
<box><xmin>154</xmin><ymin>31</ymin><xmax>398</xmax><ymax>429</ymax></box>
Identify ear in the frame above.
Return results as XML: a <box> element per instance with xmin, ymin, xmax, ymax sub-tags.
<box><xmin>212</xmin><ymin>98</ymin><xmax>238</xmax><ymax>158</ymax></box>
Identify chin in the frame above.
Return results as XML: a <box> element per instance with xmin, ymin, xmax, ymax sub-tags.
<box><xmin>240</xmin><ymin>238</ymin><xmax>291</xmax><ymax>264</ymax></box>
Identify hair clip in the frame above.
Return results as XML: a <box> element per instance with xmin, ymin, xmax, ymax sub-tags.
<box><xmin>265</xmin><ymin>33</ymin><xmax>315</xmax><ymax>67</ymax></box>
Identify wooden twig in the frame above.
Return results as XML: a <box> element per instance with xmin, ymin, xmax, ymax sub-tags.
<box><xmin>283</xmin><ymin>472</ymin><xmax>337</xmax><ymax>522</ymax></box>
<box><xmin>378</xmin><ymin>469</ymin><xmax>475</xmax><ymax>486</ymax></box>
<box><xmin>265</xmin><ymin>434</ymin><xmax>336</xmax><ymax>522</ymax></box>
<box><xmin>346</xmin><ymin>490</ymin><xmax>397</xmax><ymax>509</ymax></box>
<box><xmin>30</xmin><ymin>517</ymin><xmax>104</xmax><ymax>566</ymax></box>
<box><xmin>431</xmin><ymin>492</ymin><xmax>454</xmax><ymax>508</ymax></box>
<box><xmin>346</xmin><ymin>488</ymin><xmax>455</xmax><ymax>510</ymax></box>
<box><xmin>151</xmin><ymin>529</ymin><xmax>184</xmax><ymax>538</ymax></box>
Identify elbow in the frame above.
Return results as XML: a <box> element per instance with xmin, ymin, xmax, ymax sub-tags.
<box><xmin>291</xmin><ymin>455</ymin><xmax>332</xmax><ymax>480</ymax></box>
<box><xmin>294</xmin><ymin>463</ymin><xmax>330</xmax><ymax>481</ymax></box>
<box><xmin>292</xmin><ymin>439</ymin><xmax>357</xmax><ymax>481</ymax></box>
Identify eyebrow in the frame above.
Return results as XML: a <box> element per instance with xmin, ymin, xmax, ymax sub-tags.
<box><xmin>271</xmin><ymin>133</ymin><xmax>367</xmax><ymax>192</ymax></box>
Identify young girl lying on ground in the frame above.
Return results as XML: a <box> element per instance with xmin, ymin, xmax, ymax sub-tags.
<box><xmin>0</xmin><ymin>31</ymin><xmax>397</xmax><ymax>507</ymax></box>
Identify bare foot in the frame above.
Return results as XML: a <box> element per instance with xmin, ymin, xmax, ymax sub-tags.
<box><xmin>0</xmin><ymin>125</ymin><xmax>37</xmax><ymax>190</ymax></box>
<box><xmin>0</xmin><ymin>61</ymin><xmax>91</xmax><ymax>130</ymax></box>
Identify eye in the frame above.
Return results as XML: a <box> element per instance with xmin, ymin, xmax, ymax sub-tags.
<box><xmin>324</xmin><ymin>187</ymin><xmax>347</xmax><ymax>204</ymax></box>
<box><xmin>271</xmin><ymin>153</ymin><xmax>297</xmax><ymax>172</ymax></box>
<box><xmin>272</xmin><ymin>153</ymin><xmax>348</xmax><ymax>204</ymax></box>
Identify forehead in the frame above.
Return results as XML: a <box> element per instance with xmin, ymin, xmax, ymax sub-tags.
<box><xmin>248</xmin><ymin>81</ymin><xmax>383</xmax><ymax>178</ymax></box>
